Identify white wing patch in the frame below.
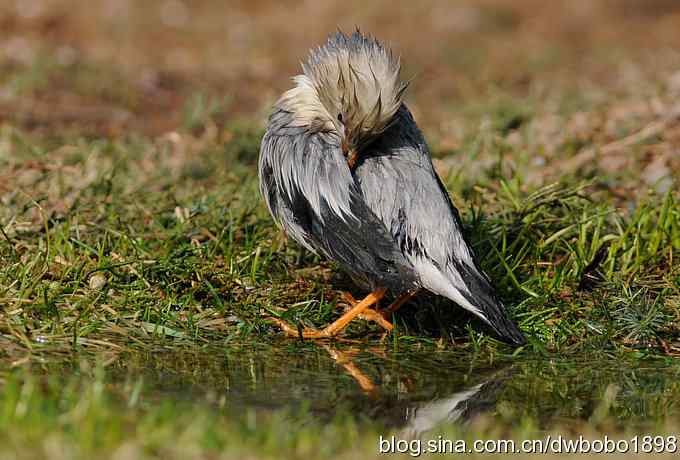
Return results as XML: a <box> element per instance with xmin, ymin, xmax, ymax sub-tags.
<box><xmin>411</xmin><ymin>256</ymin><xmax>485</xmax><ymax>319</ymax></box>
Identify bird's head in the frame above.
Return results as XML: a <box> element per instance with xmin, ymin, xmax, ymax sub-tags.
<box><xmin>277</xmin><ymin>30</ymin><xmax>409</xmax><ymax>161</ymax></box>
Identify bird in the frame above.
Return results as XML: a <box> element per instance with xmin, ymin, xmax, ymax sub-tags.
<box><xmin>258</xmin><ymin>30</ymin><xmax>526</xmax><ymax>345</ymax></box>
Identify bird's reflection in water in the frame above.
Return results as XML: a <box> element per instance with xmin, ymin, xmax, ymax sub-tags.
<box><xmin>322</xmin><ymin>344</ymin><xmax>511</xmax><ymax>438</ymax></box>
<box><xmin>399</xmin><ymin>374</ymin><xmax>507</xmax><ymax>439</ymax></box>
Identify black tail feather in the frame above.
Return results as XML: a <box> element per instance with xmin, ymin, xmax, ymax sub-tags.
<box><xmin>454</xmin><ymin>260</ymin><xmax>526</xmax><ymax>346</ymax></box>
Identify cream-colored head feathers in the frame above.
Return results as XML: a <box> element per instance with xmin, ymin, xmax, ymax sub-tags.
<box><xmin>277</xmin><ymin>30</ymin><xmax>408</xmax><ymax>150</ymax></box>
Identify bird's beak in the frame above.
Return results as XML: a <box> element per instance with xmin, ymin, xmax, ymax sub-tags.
<box><xmin>347</xmin><ymin>149</ymin><xmax>359</xmax><ymax>170</ymax></box>
<box><xmin>341</xmin><ymin>137</ymin><xmax>359</xmax><ymax>170</ymax></box>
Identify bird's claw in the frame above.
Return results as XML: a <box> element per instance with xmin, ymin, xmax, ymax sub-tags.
<box><xmin>268</xmin><ymin>288</ymin><xmax>387</xmax><ymax>339</ymax></box>
<box><xmin>339</xmin><ymin>291</ymin><xmax>393</xmax><ymax>332</ymax></box>
<box><xmin>267</xmin><ymin>316</ymin><xmax>333</xmax><ymax>338</ymax></box>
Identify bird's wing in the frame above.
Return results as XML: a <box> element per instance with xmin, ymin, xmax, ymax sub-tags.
<box><xmin>352</xmin><ymin>109</ymin><xmax>474</xmax><ymax>274</ymax></box>
<box><xmin>354</xmin><ymin>107</ymin><xmax>524</xmax><ymax>344</ymax></box>
<box><xmin>259</xmin><ymin>124</ymin><xmax>415</xmax><ymax>290</ymax></box>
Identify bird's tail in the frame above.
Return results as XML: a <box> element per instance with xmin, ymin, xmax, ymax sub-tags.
<box><xmin>451</xmin><ymin>261</ymin><xmax>526</xmax><ymax>346</ymax></box>
<box><xmin>415</xmin><ymin>255</ymin><xmax>525</xmax><ymax>346</ymax></box>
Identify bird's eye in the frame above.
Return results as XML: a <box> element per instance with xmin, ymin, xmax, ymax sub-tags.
<box><xmin>337</xmin><ymin>113</ymin><xmax>343</xmax><ymax>122</ymax></box>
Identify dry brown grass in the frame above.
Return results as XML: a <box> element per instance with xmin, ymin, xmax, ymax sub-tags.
<box><xmin>1</xmin><ymin>0</ymin><xmax>680</xmax><ymax>128</ymax></box>
<box><xmin>2</xmin><ymin>1</ymin><xmax>679</xmax><ymax>197</ymax></box>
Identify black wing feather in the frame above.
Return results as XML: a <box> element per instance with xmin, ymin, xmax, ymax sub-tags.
<box><xmin>259</xmin><ymin>125</ymin><xmax>417</xmax><ymax>293</ymax></box>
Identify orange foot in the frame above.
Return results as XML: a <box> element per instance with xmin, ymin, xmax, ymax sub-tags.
<box><xmin>269</xmin><ymin>288</ymin><xmax>387</xmax><ymax>339</ymax></box>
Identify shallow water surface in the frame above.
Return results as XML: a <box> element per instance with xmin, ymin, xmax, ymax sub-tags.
<box><xmin>91</xmin><ymin>342</ymin><xmax>680</xmax><ymax>436</ymax></box>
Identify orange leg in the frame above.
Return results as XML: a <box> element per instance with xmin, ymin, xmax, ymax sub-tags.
<box><xmin>385</xmin><ymin>288</ymin><xmax>421</xmax><ymax>314</ymax></box>
<box><xmin>341</xmin><ymin>292</ymin><xmax>393</xmax><ymax>331</ymax></box>
<box><xmin>269</xmin><ymin>288</ymin><xmax>387</xmax><ymax>339</ymax></box>
<box><xmin>341</xmin><ymin>289</ymin><xmax>421</xmax><ymax>331</ymax></box>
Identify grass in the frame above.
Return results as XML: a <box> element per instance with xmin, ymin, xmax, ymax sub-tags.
<box><xmin>1</xmin><ymin>122</ymin><xmax>677</xmax><ymax>355</ymax></box>
<box><xmin>0</xmin><ymin>361</ymin><xmax>379</xmax><ymax>460</ymax></box>
<box><xmin>2</xmin><ymin>106</ymin><xmax>678</xmax><ymax>458</ymax></box>
<box><xmin>1</xmin><ymin>1</ymin><xmax>680</xmax><ymax>458</ymax></box>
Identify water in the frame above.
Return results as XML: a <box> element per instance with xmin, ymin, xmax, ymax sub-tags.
<box><xmin>82</xmin><ymin>341</ymin><xmax>680</xmax><ymax>436</ymax></box>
